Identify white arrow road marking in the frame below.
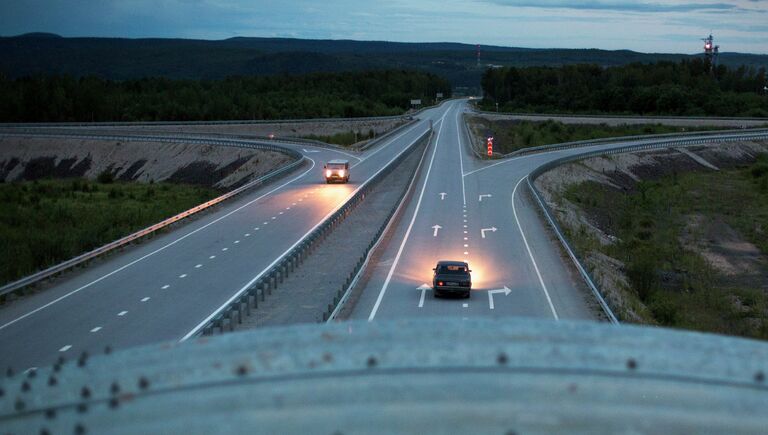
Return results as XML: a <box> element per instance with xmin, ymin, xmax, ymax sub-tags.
<box><xmin>488</xmin><ymin>286</ymin><xmax>511</xmax><ymax>310</ymax></box>
<box><xmin>302</xmin><ymin>148</ymin><xmax>320</xmax><ymax>153</ymax></box>
<box><xmin>481</xmin><ymin>227</ymin><xmax>497</xmax><ymax>238</ymax></box>
<box><xmin>479</xmin><ymin>194</ymin><xmax>492</xmax><ymax>202</ymax></box>
<box><xmin>417</xmin><ymin>283</ymin><xmax>431</xmax><ymax>307</ymax></box>
<box><xmin>432</xmin><ymin>225</ymin><xmax>442</xmax><ymax>237</ymax></box>
<box><xmin>439</xmin><ymin>192</ymin><xmax>447</xmax><ymax>200</ymax></box>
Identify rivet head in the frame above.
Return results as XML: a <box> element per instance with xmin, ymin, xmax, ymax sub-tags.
<box><xmin>138</xmin><ymin>377</ymin><xmax>150</xmax><ymax>390</ymax></box>
<box><xmin>497</xmin><ymin>352</ymin><xmax>509</xmax><ymax>365</ymax></box>
<box><xmin>366</xmin><ymin>356</ymin><xmax>377</xmax><ymax>368</ymax></box>
<box><xmin>626</xmin><ymin>358</ymin><xmax>638</xmax><ymax>370</ymax></box>
<box><xmin>755</xmin><ymin>371</ymin><xmax>765</xmax><ymax>383</ymax></box>
<box><xmin>48</xmin><ymin>376</ymin><xmax>57</xmax><ymax>386</ymax></box>
<box><xmin>45</xmin><ymin>408</ymin><xmax>56</xmax><ymax>419</ymax></box>
<box><xmin>81</xmin><ymin>386</ymin><xmax>91</xmax><ymax>399</ymax></box>
<box><xmin>21</xmin><ymin>381</ymin><xmax>30</xmax><ymax>392</ymax></box>
<box><xmin>110</xmin><ymin>382</ymin><xmax>120</xmax><ymax>395</ymax></box>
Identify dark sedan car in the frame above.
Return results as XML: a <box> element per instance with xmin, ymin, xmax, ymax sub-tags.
<box><xmin>432</xmin><ymin>260</ymin><xmax>472</xmax><ymax>298</ymax></box>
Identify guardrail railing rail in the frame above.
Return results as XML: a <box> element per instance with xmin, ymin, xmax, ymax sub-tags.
<box><xmin>527</xmin><ymin>131</ymin><xmax>768</xmax><ymax>324</ymax></box>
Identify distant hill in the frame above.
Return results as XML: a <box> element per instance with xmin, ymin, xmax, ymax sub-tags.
<box><xmin>1</xmin><ymin>34</ymin><xmax>766</xmax><ymax>92</ymax></box>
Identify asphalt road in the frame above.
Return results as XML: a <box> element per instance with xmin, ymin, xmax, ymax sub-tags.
<box><xmin>349</xmin><ymin>101</ymin><xmax>766</xmax><ymax>322</ymax></box>
<box><xmin>350</xmin><ymin>101</ymin><xmax>595</xmax><ymax>321</ymax></box>
<box><xmin>3</xmin><ymin>99</ymin><xmax>763</xmax><ymax>371</ymax></box>
<box><xmin>0</xmin><ymin>104</ymin><xmax>449</xmax><ymax>371</ymax></box>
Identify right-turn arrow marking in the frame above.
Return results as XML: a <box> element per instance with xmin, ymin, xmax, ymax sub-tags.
<box><xmin>481</xmin><ymin>227</ymin><xmax>497</xmax><ymax>239</ymax></box>
<box><xmin>488</xmin><ymin>286</ymin><xmax>511</xmax><ymax>310</ymax></box>
<box><xmin>418</xmin><ymin>283</ymin><xmax>431</xmax><ymax>307</ymax></box>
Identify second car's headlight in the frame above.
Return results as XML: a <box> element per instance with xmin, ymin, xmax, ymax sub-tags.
<box><xmin>326</xmin><ymin>169</ymin><xmax>332</xmax><ymax>177</ymax></box>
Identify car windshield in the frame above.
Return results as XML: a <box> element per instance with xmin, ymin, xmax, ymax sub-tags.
<box><xmin>328</xmin><ymin>163</ymin><xmax>346</xmax><ymax>169</ymax></box>
<box><xmin>438</xmin><ymin>265</ymin><xmax>467</xmax><ymax>274</ymax></box>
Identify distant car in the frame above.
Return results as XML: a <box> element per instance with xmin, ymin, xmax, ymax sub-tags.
<box><xmin>324</xmin><ymin>159</ymin><xmax>349</xmax><ymax>183</ymax></box>
<box><xmin>432</xmin><ymin>260</ymin><xmax>471</xmax><ymax>298</ymax></box>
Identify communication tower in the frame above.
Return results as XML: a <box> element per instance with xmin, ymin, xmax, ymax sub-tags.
<box><xmin>701</xmin><ymin>34</ymin><xmax>719</xmax><ymax>70</ymax></box>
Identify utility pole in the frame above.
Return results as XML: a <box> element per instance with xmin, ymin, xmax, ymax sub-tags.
<box><xmin>476</xmin><ymin>44</ymin><xmax>480</xmax><ymax>68</ymax></box>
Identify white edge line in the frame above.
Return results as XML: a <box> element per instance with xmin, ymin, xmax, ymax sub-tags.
<box><xmin>511</xmin><ymin>176</ymin><xmax>559</xmax><ymax>320</ymax></box>
<box><xmin>0</xmin><ymin>158</ymin><xmax>317</xmax><ymax>333</ymax></box>
<box><xmin>326</xmin><ymin>126</ymin><xmax>435</xmax><ymax>322</ymax></box>
<box><xmin>367</xmin><ymin>109</ymin><xmax>451</xmax><ymax>321</ymax></box>
<box><xmin>182</xmin><ymin>126</ymin><xmax>433</xmax><ymax>341</ymax></box>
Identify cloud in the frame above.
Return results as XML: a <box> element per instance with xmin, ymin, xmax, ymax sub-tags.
<box><xmin>483</xmin><ymin>0</ymin><xmax>744</xmax><ymax>13</ymax></box>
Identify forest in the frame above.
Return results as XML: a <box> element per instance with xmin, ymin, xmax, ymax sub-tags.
<box><xmin>0</xmin><ymin>70</ymin><xmax>451</xmax><ymax>122</ymax></box>
<box><xmin>480</xmin><ymin>58</ymin><xmax>768</xmax><ymax>117</ymax></box>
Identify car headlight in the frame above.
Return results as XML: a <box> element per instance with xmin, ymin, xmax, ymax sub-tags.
<box><xmin>338</xmin><ymin>169</ymin><xmax>345</xmax><ymax>177</ymax></box>
<box><xmin>326</xmin><ymin>169</ymin><xmax>332</xmax><ymax>177</ymax></box>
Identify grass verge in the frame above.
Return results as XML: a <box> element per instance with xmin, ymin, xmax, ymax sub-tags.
<box><xmin>302</xmin><ymin>129</ymin><xmax>377</xmax><ymax>147</ymax></box>
<box><xmin>468</xmin><ymin>118</ymin><xmax>723</xmax><ymax>154</ymax></box>
<box><xmin>562</xmin><ymin>154</ymin><xmax>768</xmax><ymax>339</ymax></box>
<box><xmin>0</xmin><ymin>178</ymin><xmax>218</xmax><ymax>286</ymax></box>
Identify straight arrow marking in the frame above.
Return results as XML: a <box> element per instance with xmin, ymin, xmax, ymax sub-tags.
<box><xmin>439</xmin><ymin>192</ymin><xmax>447</xmax><ymax>200</ymax></box>
<box><xmin>432</xmin><ymin>225</ymin><xmax>442</xmax><ymax>237</ymax></box>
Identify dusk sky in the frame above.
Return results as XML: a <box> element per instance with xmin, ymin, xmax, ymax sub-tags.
<box><xmin>1</xmin><ymin>0</ymin><xmax>766</xmax><ymax>54</ymax></box>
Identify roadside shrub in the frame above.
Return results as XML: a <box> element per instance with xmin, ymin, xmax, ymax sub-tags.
<box><xmin>97</xmin><ymin>170</ymin><xmax>115</xmax><ymax>184</ymax></box>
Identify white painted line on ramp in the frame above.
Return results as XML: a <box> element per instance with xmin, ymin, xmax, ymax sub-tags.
<box><xmin>511</xmin><ymin>177</ymin><xmax>559</xmax><ymax>320</ymax></box>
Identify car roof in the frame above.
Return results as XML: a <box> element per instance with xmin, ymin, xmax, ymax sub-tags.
<box><xmin>436</xmin><ymin>260</ymin><xmax>468</xmax><ymax>267</ymax></box>
<box><xmin>327</xmin><ymin>159</ymin><xmax>349</xmax><ymax>164</ymax></box>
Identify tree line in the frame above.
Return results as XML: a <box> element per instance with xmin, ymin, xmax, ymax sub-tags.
<box><xmin>0</xmin><ymin>70</ymin><xmax>451</xmax><ymax>122</ymax></box>
<box><xmin>480</xmin><ymin>58</ymin><xmax>768</xmax><ymax>117</ymax></box>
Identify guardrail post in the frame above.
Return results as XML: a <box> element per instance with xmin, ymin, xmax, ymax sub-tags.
<box><xmin>248</xmin><ymin>294</ymin><xmax>256</xmax><ymax>310</ymax></box>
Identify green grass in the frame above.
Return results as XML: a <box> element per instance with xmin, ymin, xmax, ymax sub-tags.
<box><xmin>302</xmin><ymin>129</ymin><xmax>376</xmax><ymax>147</ymax></box>
<box><xmin>563</xmin><ymin>154</ymin><xmax>768</xmax><ymax>339</ymax></box>
<box><xmin>471</xmin><ymin>118</ymin><xmax>723</xmax><ymax>154</ymax></box>
<box><xmin>0</xmin><ymin>178</ymin><xmax>218</xmax><ymax>286</ymax></box>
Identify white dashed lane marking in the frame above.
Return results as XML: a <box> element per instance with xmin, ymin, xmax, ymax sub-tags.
<box><xmin>180</xmin><ymin>274</ymin><xmax>188</xmax><ymax>278</ymax></box>
<box><xmin>462</xmin><ymin>303</ymin><xmax>469</xmax><ymax>308</ymax></box>
<box><xmin>141</xmin><ymin>297</ymin><xmax>150</xmax><ymax>302</ymax></box>
<box><xmin>59</xmin><ymin>345</ymin><xmax>72</xmax><ymax>352</ymax></box>
<box><xmin>118</xmin><ymin>311</ymin><xmax>128</xmax><ymax>316</ymax></box>
<box><xmin>279</xmin><ymin>211</ymin><xmax>284</xmax><ymax>215</ymax></box>
<box><xmin>209</xmin><ymin>255</ymin><xmax>216</xmax><ymax>259</ymax></box>
<box><xmin>195</xmin><ymin>264</ymin><xmax>202</xmax><ymax>268</ymax></box>
<box><xmin>161</xmin><ymin>284</ymin><xmax>170</xmax><ymax>290</ymax></box>
<box><xmin>90</xmin><ymin>326</ymin><xmax>102</xmax><ymax>333</ymax></box>
<box><xmin>271</xmin><ymin>217</ymin><xmax>276</xmax><ymax>220</ymax></box>
<box><xmin>222</xmin><ymin>248</ymin><xmax>228</xmax><ymax>252</ymax></box>
<box><xmin>254</xmin><ymin>227</ymin><xmax>260</xmax><ymax>231</ymax></box>
<box><xmin>245</xmin><ymin>233</ymin><xmax>250</xmax><ymax>237</ymax></box>
<box><xmin>234</xmin><ymin>240</ymin><xmax>240</xmax><ymax>244</ymax></box>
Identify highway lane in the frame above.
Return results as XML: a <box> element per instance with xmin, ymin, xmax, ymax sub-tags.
<box><xmin>351</xmin><ymin>100</ymin><xmax>765</xmax><ymax>322</ymax></box>
<box><xmin>351</xmin><ymin>100</ymin><xmax>590</xmax><ymax>321</ymax></box>
<box><xmin>0</xmin><ymin>102</ymin><xmax>453</xmax><ymax>371</ymax></box>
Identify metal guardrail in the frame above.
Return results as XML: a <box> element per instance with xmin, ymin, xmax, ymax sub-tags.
<box><xmin>0</xmin><ymin>133</ymin><xmax>306</xmax><ymax>300</ymax></box>
<box><xmin>196</xmin><ymin>127</ymin><xmax>432</xmax><ymax>336</ymax></box>
<box><xmin>526</xmin><ymin>130</ymin><xmax>768</xmax><ymax>324</ymax></box>
<box><xmin>0</xmin><ymin>114</ymin><xmax>411</xmax><ymax>129</ymax></box>
<box><xmin>463</xmin><ymin>111</ymin><xmax>768</xmax><ymax>159</ymax></box>
<box><xmin>326</xmin><ymin>129</ymin><xmax>434</xmax><ymax>321</ymax></box>
<box><xmin>471</xmin><ymin>106</ymin><xmax>768</xmax><ymax>122</ymax></box>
